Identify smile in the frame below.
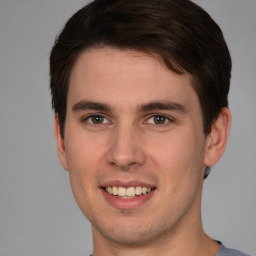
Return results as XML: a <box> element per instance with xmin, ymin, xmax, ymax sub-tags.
<box><xmin>101</xmin><ymin>183</ymin><xmax>156</xmax><ymax>209</ymax></box>
<box><xmin>104</xmin><ymin>186</ymin><xmax>153</xmax><ymax>198</ymax></box>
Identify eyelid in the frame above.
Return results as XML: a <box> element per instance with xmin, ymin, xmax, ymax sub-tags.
<box><xmin>144</xmin><ymin>113</ymin><xmax>174</xmax><ymax>125</ymax></box>
<box><xmin>81</xmin><ymin>113</ymin><xmax>111</xmax><ymax>124</ymax></box>
<box><xmin>80</xmin><ymin>112</ymin><xmax>174</xmax><ymax>126</ymax></box>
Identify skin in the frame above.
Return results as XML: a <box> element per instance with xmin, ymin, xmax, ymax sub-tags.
<box><xmin>55</xmin><ymin>47</ymin><xmax>231</xmax><ymax>256</ymax></box>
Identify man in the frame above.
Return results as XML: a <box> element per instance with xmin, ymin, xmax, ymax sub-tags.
<box><xmin>49</xmin><ymin>0</ymin><xmax>250</xmax><ymax>255</ymax></box>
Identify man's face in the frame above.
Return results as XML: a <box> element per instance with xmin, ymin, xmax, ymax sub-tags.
<box><xmin>57</xmin><ymin>48</ymin><xmax>209</xmax><ymax>245</ymax></box>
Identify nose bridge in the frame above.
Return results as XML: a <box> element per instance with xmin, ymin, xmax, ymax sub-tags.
<box><xmin>107</xmin><ymin>121</ymin><xmax>146</xmax><ymax>169</ymax></box>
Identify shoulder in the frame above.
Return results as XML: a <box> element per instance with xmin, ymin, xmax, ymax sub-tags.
<box><xmin>217</xmin><ymin>244</ymin><xmax>251</xmax><ymax>256</ymax></box>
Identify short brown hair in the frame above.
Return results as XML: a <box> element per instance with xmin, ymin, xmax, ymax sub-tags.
<box><xmin>50</xmin><ymin>0</ymin><xmax>231</xmax><ymax>138</ymax></box>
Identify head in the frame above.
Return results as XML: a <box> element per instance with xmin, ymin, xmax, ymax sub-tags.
<box><xmin>50</xmin><ymin>0</ymin><xmax>231</xmax><ymax>138</ymax></box>
<box><xmin>50</xmin><ymin>0</ymin><xmax>232</xmax><ymax>250</ymax></box>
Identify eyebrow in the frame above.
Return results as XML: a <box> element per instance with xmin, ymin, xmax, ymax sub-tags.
<box><xmin>72</xmin><ymin>99</ymin><xmax>187</xmax><ymax>114</ymax></box>
<box><xmin>138</xmin><ymin>101</ymin><xmax>187</xmax><ymax>114</ymax></box>
<box><xmin>72</xmin><ymin>100</ymin><xmax>111</xmax><ymax>112</ymax></box>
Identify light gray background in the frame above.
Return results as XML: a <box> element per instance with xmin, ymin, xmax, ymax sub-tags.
<box><xmin>0</xmin><ymin>1</ymin><xmax>255</xmax><ymax>255</ymax></box>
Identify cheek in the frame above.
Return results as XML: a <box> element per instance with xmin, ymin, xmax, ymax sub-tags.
<box><xmin>65</xmin><ymin>128</ymin><xmax>105</xmax><ymax>171</ymax></box>
<box><xmin>149</xmin><ymin>131</ymin><xmax>205</xmax><ymax>185</ymax></box>
<box><xmin>64</xmin><ymin>131</ymin><xmax>103</xmax><ymax>200</ymax></box>
<box><xmin>66</xmin><ymin>144</ymin><xmax>102</xmax><ymax>221</ymax></box>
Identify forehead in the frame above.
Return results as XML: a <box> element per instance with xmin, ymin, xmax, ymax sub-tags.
<box><xmin>68</xmin><ymin>47</ymin><xmax>198</xmax><ymax>110</ymax></box>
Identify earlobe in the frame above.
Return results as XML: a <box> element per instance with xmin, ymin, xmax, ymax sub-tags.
<box><xmin>204</xmin><ymin>108</ymin><xmax>232</xmax><ymax>167</ymax></box>
<box><xmin>54</xmin><ymin>115</ymin><xmax>68</xmax><ymax>170</ymax></box>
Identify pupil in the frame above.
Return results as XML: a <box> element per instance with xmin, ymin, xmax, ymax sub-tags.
<box><xmin>154</xmin><ymin>115</ymin><xmax>165</xmax><ymax>124</ymax></box>
<box><xmin>92</xmin><ymin>116</ymin><xmax>103</xmax><ymax>124</ymax></box>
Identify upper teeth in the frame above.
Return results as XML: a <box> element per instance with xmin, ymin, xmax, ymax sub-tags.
<box><xmin>105</xmin><ymin>186</ymin><xmax>152</xmax><ymax>197</ymax></box>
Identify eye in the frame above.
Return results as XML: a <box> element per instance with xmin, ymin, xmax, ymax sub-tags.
<box><xmin>146</xmin><ymin>114</ymin><xmax>172</xmax><ymax>125</ymax></box>
<box><xmin>84</xmin><ymin>114</ymin><xmax>110</xmax><ymax>125</ymax></box>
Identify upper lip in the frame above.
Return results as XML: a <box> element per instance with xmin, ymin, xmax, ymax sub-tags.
<box><xmin>100</xmin><ymin>180</ymin><xmax>156</xmax><ymax>189</ymax></box>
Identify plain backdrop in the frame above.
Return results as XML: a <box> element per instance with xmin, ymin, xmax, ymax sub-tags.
<box><xmin>0</xmin><ymin>1</ymin><xmax>255</xmax><ymax>255</ymax></box>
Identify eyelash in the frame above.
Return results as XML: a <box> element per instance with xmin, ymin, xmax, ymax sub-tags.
<box><xmin>81</xmin><ymin>113</ymin><xmax>174</xmax><ymax>127</ymax></box>
<box><xmin>82</xmin><ymin>114</ymin><xmax>111</xmax><ymax>125</ymax></box>
<box><xmin>145</xmin><ymin>114</ymin><xmax>174</xmax><ymax>126</ymax></box>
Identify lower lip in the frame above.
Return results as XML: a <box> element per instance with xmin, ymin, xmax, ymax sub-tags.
<box><xmin>101</xmin><ymin>188</ymin><xmax>156</xmax><ymax>210</ymax></box>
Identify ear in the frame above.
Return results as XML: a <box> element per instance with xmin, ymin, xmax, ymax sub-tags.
<box><xmin>54</xmin><ymin>115</ymin><xmax>68</xmax><ymax>170</ymax></box>
<box><xmin>204</xmin><ymin>108</ymin><xmax>232</xmax><ymax>167</ymax></box>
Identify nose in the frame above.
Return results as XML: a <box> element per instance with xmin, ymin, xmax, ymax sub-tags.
<box><xmin>107</xmin><ymin>123</ymin><xmax>146</xmax><ymax>170</ymax></box>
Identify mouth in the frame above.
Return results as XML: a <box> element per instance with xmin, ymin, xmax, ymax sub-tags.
<box><xmin>103</xmin><ymin>186</ymin><xmax>155</xmax><ymax>199</ymax></box>
<box><xmin>100</xmin><ymin>181</ymin><xmax>157</xmax><ymax>209</ymax></box>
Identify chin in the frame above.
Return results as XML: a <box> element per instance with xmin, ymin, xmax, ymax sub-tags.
<box><xmin>91</xmin><ymin>216</ymin><xmax>171</xmax><ymax>247</ymax></box>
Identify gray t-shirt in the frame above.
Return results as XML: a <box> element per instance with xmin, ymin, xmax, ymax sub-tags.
<box><xmin>216</xmin><ymin>244</ymin><xmax>251</xmax><ymax>256</ymax></box>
